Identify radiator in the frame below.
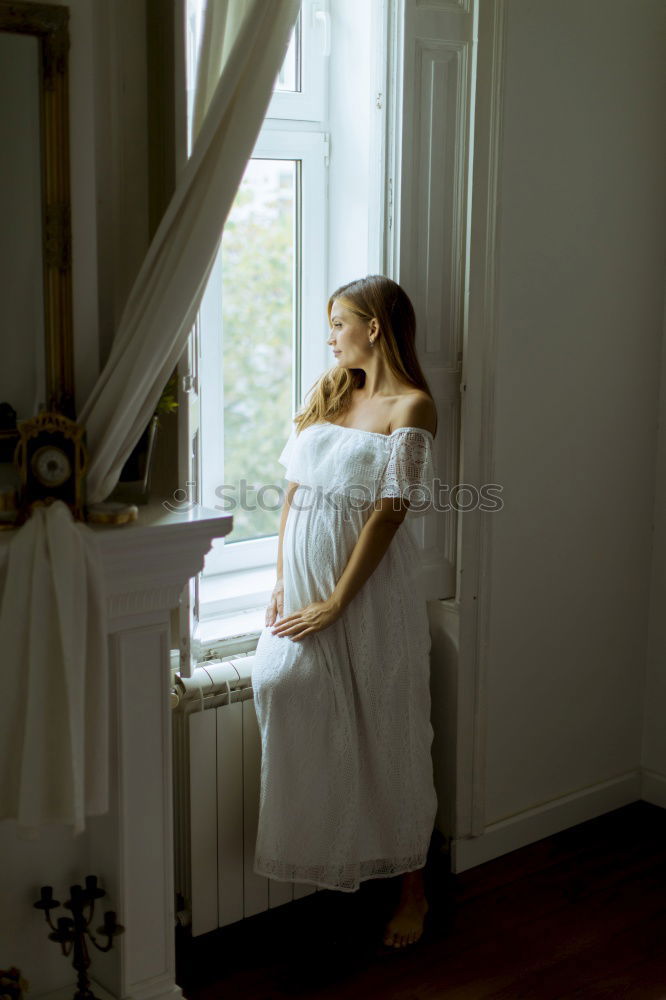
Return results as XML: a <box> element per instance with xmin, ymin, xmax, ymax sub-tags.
<box><xmin>172</xmin><ymin>655</ymin><xmax>318</xmax><ymax>937</ymax></box>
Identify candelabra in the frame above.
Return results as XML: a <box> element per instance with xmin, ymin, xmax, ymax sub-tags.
<box><xmin>34</xmin><ymin>876</ymin><xmax>124</xmax><ymax>1000</ymax></box>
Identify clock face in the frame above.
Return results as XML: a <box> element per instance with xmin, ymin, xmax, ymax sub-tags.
<box><xmin>30</xmin><ymin>446</ymin><xmax>72</xmax><ymax>488</ymax></box>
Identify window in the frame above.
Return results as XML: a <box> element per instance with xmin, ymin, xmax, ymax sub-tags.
<box><xmin>181</xmin><ymin>0</ymin><xmax>387</xmax><ymax>645</ymax></box>
<box><xmin>175</xmin><ymin>0</ymin><xmax>478</xmax><ymax>669</ymax></box>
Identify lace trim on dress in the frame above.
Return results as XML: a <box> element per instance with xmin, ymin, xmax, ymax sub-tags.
<box><xmin>376</xmin><ymin>428</ymin><xmax>436</xmax><ymax>518</ymax></box>
<box><xmin>254</xmin><ymin>851</ymin><xmax>430</xmax><ymax>894</ymax></box>
<box><xmin>277</xmin><ymin>423</ymin><xmax>436</xmax><ymax>518</ymax></box>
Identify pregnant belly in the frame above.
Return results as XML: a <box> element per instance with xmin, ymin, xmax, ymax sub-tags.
<box><xmin>282</xmin><ymin>484</ymin><xmax>425</xmax><ymax>620</ymax></box>
<box><xmin>283</xmin><ymin>486</ymin><xmax>365</xmax><ymax>613</ymax></box>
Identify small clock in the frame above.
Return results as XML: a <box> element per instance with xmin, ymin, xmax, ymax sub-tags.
<box><xmin>31</xmin><ymin>445</ymin><xmax>73</xmax><ymax>488</ymax></box>
<box><xmin>14</xmin><ymin>411</ymin><xmax>87</xmax><ymax>523</ymax></box>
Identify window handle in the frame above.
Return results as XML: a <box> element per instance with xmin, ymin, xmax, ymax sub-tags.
<box><xmin>313</xmin><ymin>2</ymin><xmax>330</xmax><ymax>58</ymax></box>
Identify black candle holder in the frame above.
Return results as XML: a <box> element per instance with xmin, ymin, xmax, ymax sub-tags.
<box><xmin>34</xmin><ymin>876</ymin><xmax>124</xmax><ymax>1000</ymax></box>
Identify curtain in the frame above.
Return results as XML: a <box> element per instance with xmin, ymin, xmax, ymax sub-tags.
<box><xmin>193</xmin><ymin>0</ymin><xmax>257</xmax><ymax>134</ymax></box>
<box><xmin>80</xmin><ymin>0</ymin><xmax>300</xmax><ymax>503</ymax></box>
<box><xmin>0</xmin><ymin>0</ymin><xmax>300</xmax><ymax>832</ymax></box>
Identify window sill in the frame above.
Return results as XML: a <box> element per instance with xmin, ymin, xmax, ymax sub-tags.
<box><xmin>197</xmin><ymin>605</ymin><xmax>265</xmax><ymax>647</ymax></box>
<box><xmin>197</xmin><ymin>567</ymin><xmax>273</xmax><ymax>656</ymax></box>
<box><xmin>200</xmin><ymin>564</ymin><xmax>274</xmax><ymax>617</ymax></box>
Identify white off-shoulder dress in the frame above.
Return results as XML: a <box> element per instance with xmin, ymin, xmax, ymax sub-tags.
<box><xmin>251</xmin><ymin>420</ymin><xmax>439</xmax><ymax>893</ymax></box>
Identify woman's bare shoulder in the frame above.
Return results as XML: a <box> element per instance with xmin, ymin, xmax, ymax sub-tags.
<box><xmin>389</xmin><ymin>390</ymin><xmax>437</xmax><ymax>436</ymax></box>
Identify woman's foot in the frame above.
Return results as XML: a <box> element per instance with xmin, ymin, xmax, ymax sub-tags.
<box><xmin>382</xmin><ymin>868</ymin><xmax>429</xmax><ymax>949</ymax></box>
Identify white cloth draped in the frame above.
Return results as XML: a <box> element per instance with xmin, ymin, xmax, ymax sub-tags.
<box><xmin>0</xmin><ymin>503</ymin><xmax>108</xmax><ymax>836</ymax></box>
<box><xmin>0</xmin><ymin>0</ymin><xmax>299</xmax><ymax>832</ymax></box>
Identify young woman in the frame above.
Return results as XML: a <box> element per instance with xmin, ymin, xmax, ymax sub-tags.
<box><xmin>251</xmin><ymin>274</ymin><xmax>439</xmax><ymax>950</ymax></box>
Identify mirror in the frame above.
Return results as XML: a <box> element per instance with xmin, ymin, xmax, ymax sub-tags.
<box><xmin>0</xmin><ymin>1</ymin><xmax>74</xmax><ymax>462</ymax></box>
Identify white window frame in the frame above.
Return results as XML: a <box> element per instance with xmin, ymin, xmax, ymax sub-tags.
<box><xmin>178</xmin><ymin>0</ymin><xmax>392</xmax><ymax>652</ymax></box>
<box><xmin>267</xmin><ymin>0</ymin><xmax>329</xmax><ymax>122</ymax></box>
<box><xmin>176</xmin><ymin>0</ymin><xmax>477</xmax><ymax>667</ymax></box>
<box><xmin>200</xmin><ymin>127</ymin><xmax>329</xmax><ymax>580</ymax></box>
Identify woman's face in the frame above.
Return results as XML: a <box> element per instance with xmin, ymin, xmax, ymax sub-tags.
<box><xmin>327</xmin><ymin>299</ymin><xmax>375</xmax><ymax>367</ymax></box>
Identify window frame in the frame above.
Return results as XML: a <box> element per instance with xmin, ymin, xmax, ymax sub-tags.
<box><xmin>199</xmin><ymin>127</ymin><xmax>329</xmax><ymax>581</ymax></box>
<box><xmin>174</xmin><ymin>0</ymin><xmax>477</xmax><ymax>667</ymax></box>
<box><xmin>266</xmin><ymin>0</ymin><xmax>329</xmax><ymax>122</ymax></box>
<box><xmin>178</xmin><ymin>0</ymin><xmax>393</xmax><ymax>653</ymax></box>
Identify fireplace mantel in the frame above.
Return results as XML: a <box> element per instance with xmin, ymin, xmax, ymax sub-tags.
<box><xmin>90</xmin><ymin>504</ymin><xmax>232</xmax><ymax>1000</ymax></box>
<box><xmin>91</xmin><ymin>503</ymin><xmax>232</xmax><ymax>624</ymax></box>
<box><xmin>1</xmin><ymin>503</ymin><xmax>232</xmax><ymax>1000</ymax></box>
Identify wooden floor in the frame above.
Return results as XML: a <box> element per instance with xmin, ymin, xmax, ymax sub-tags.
<box><xmin>176</xmin><ymin>801</ymin><xmax>666</xmax><ymax>999</ymax></box>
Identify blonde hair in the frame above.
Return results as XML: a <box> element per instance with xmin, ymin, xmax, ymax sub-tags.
<box><xmin>292</xmin><ymin>275</ymin><xmax>436</xmax><ymax>438</ymax></box>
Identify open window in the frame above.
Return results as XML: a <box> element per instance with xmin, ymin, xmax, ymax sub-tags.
<box><xmin>175</xmin><ymin>0</ymin><xmax>477</xmax><ymax>669</ymax></box>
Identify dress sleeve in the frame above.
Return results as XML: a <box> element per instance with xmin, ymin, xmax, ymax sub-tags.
<box><xmin>277</xmin><ymin>426</ymin><xmax>299</xmax><ymax>477</ymax></box>
<box><xmin>376</xmin><ymin>427</ymin><xmax>436</xmax><ymax>517</ymax></box>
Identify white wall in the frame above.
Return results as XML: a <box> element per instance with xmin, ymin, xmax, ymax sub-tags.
<box><xmin>454</xmin><ymin>0</ymin><xmax>666</xmax><ymax>868</ymax></box>
<box><xmin>0</xmin><ymin>825</ymin><xmax>91</xmax><ymax>994</ymax></box>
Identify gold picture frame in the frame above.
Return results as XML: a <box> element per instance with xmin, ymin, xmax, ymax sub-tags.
<box><xmin>0</xmin><ymin>0</ymin><xmax>74</xmax><ymax>451</ymax></box>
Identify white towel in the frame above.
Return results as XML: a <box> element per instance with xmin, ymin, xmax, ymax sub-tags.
<box><xmin>0</xmin><ymin>501</ymin><xmax>108</xmax><ymax>836</ymax></box>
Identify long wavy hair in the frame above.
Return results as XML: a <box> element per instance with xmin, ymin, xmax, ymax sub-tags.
<box><xmin>292</xmin><ymin>275</ymin><xmax>437</xmax><ymax>438</ymax></box>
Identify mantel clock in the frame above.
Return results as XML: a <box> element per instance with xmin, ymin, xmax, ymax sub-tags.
<box><xmin>14</xmin><ymin>411</ymin><xmax>87</xmax><ymax>524</ymax></box>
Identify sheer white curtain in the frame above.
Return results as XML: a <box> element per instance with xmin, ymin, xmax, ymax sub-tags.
<box><xmin>0</xmin><ymin>0</ymin><xmax>300</xmax><ymax>832</ymax></box>
<box><xmin>80</xmin><ymin>0</ymin><xmax>299</xmax><ymax>503</ymax></box>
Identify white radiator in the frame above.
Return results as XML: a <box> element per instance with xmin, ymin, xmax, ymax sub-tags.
<box><xmin>172</xmin><ymin>655</ymin><xmax>318</xmax><ymax>937</ymax></box>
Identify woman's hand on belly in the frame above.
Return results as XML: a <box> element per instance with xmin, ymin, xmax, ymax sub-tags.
<box><xmin>269</xmin><ymin>598</ymin><xmax>342</xmax><ymax>642</ymax></box>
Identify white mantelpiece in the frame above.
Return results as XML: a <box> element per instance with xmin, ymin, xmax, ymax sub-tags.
<box><xmin>0</xmin><ymin>505</ymin><xmax>231</xmax><ymax>1000</ymax></box>
<box><xmin>90</xmin><ymin>505</ymin><xmax>231</xmax><ymax>1000</ymax></box>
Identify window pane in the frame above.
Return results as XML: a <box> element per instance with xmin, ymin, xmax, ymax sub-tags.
<box><xmin>219</xmin><ymin>159</ymin><xmax>297</xmax><ymax>545</ymax></box>
<box><xmin>275</xmin><ymin>12</ymin><xmax>301</xmax><ymax>93</ymax></box>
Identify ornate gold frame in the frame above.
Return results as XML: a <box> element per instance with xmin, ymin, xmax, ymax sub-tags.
<box><xmin>0</xmin><ymin>0</ymin><xmax>74</xmax><ymax>425</ymax></box>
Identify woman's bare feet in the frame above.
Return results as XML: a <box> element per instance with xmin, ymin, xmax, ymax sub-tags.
<box><xmin>382</xmin><ymin>867</ymin><xmax>429</xmax><ymax>949</ymax></box>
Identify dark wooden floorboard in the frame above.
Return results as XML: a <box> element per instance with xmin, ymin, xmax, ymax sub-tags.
<box><xmin>176</xmin><ymin>801</ymin><xmax>666</xmax><ymax>999</ymax></box>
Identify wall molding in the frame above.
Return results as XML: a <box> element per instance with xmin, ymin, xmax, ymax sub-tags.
<box><xmin>412</xmin><ymin>36</ymin><xmax>468</xmax><ymax>361</ymax></box>
<box><xmin>642</xmin><ymin>767</ymin><xmax>666</xmax><ymax>809</ymax></box>
<box><xmin>455</xmin><ymin>0</ymin><xmax>507</xmax><ymax>839</ymax></box>
<box><xmin>452</xmin><ymin>769</ymin><xmax>643</xmax><ymax>873</ymax></box>
<box><xmin>391</xmin><ymin>0</ymin><xmax>475</xmax><ymax>602</ymax></box>
<box><xmin>107</xmin><ymin>584</ymin><xmax>184</xmax><ymax>621</ymax></box>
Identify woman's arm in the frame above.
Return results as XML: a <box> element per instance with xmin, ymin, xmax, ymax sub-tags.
<box><xmin>270</xmin><ymin>498</ymin><xmax>408</xmax><ymax>639</ymax></box>
<box><xmin>328</xmin><ymin>499</ymin><xmax>407</xmax><ymax>613</ymax></box>
<box><xmin>265</xmin><ymin>480</ymin><xmax>299</xmax><ymax>626</ymax></box>
<box><xmin>277</xmin><ymin>480</ymin><xmax>299</xmax><ymax>577</ymax></box>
